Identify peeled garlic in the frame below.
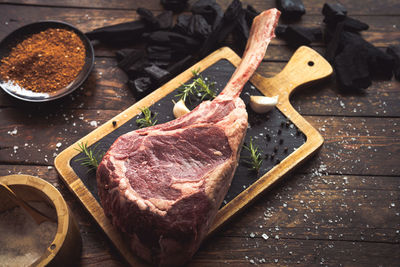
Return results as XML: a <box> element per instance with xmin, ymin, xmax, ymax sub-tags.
<box><xmin>173</xmin><ymin>99</ymin><xmax>190</xmax><ymax>118</ymax></box>
<box><xmin>249</xmin><ymin>95</ymin><xmax>279</xmax><ymax>113</ymax></box>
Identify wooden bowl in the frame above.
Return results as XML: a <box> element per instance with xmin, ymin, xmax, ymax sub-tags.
<box><xmin>0</xmin><ymin>174</ymin><xmax>82</xmax><ymax>267</ymax></box>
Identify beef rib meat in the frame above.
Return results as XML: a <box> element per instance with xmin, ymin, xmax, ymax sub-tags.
<box><xmin>97</xmin><ymin>8</ymin><xmax>280</xmax><ymax>266</ymax></box>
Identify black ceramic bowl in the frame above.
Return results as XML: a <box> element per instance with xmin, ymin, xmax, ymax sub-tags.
<box><xmin>0</xmin><ymin>21</ymin><xmax>94</xmax><ymax>102</ymax></box>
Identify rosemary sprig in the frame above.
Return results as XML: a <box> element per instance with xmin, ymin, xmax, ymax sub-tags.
<box><xmin>243</xmin><ymin>138</ymin><xmax>263</xmax><ymax>173</ymax></box>
<box><xmin>74</xmin><ymin>142</ymin><xmax>104</xmax><ymax>171</ymax></box>
<box><xmin>195</xmin><ymin>76</ymin><xmax>216</xmax><ymax>100</ymax></box>
<box><xmin>175</xmin><ymin>68</ymin><xmax>216</xmax><ymax>102</ymax></box>
<box><xmin>136</xmin><ymin>107</ymin><xmax>158</xmax><ymax>128</ymax></box>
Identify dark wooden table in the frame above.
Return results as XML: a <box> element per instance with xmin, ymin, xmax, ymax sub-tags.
<box><xmin>1</xmin><ymin>0</ymin><xmax>399</xmax><ymax>266</ymax></box>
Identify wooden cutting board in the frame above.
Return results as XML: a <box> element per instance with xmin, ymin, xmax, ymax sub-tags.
<box><xmin>55</xmin><ymin>46</ymin><xmax>332</xmax><ymax>266</ymax></box>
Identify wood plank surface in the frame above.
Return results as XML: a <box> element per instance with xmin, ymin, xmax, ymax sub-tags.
<box><xmin>2</xmin><ymin>0</ymin><xmax>400</xmax><ymax>15</ymax></box>
<box><xmin>0</xmin><ymin>5</ymin><xmax>399</xmax><ymax>49</ymax></box>
<box><xmin>0</xmin><ymin>0</ymin><xmax>399</xmax><ymax>266</ymax></box>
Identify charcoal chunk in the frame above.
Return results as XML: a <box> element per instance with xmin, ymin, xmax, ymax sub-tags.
<box><xmin>128</xmin><ymin>77</ymin><xmax>153</xmax><ymax>99</ymax></box>
<box><xmin>160</xmin><ymin>0</ymin><xmax>188</xmax><ymax>12</ymax></box>
<box><xmin>118</xmin><ymin>49</ymin><xmax>144</xmax><ymax>73</ymax></box>
<box><xmin>175</xmin><ymin>14</ymin><xmax>212</xmax><ymax>39</ymax></box>
<box><xmin>144</xmin><ymin>64</ymin><xmax>170</xmax><ymax>83</ymax></box>
<box><xmin>145</xmin><ymin>31</ymin><xmax>200</xmax><ymax>48</ymax></box>
<box><xmin>191</xmin><ymin>0</ymin><xmax>223</xmax><ymax>30</ymax></box>
<box><xmin>174</xmin><ymin>14</ymin><xmax>192</xmax><ymax>34</ymax></box>
<box><xmin>244</xmin><ymin>5</ymin><xmax>259</xmax><ymax>27</ymax></box>
<box><xmin>137</xmin><ymin>8</ymin><xmax>159</xmax><ymax>29</ymax></box>
<box><xmin>333</xmin><ymin>31</ymin><xmax>395</xmax><ymax>90</ymax></box>
<box><xmin>322</xmin><ymin>3</ymin><xmax>347</xmax><ymax>24</ymax></box>
<box><xmin>115</xmin><ymin>48</ymin><xmax>137</xmax><ymax>62</ymax></box>
<box><xmin>234</xmin><ymin>8</ymin><xmax>250</xmax><ymax>53</ymax></box>
<box><xmin>147</xmin><ymin>45</ymin><xmax>174</xmax><ymax>61</ymax></box>
<box><xmin>189</xmin><ymin>14</ymin><xmax>212</xmax><ymax>39</ymax></box>
<box><xmin>199</xmin><ymin>0</ymin><xmax>242</xmax><ymax>58</ymax></box>
<box><xmin>167</xmin><ymin>55</ymin><xmax>194</xmax><ymax>76</ymax></box>
<box><xmin>277</xmin><ymin>0</ymin><xmax>306</xmax><ymax>20</ymax></box>
<box><xmin>340</xmin><ymin>32</ymin><xmax>394</xmax><ymax>79</ymax></box>
<box><xmin>387</xmin><ymin>45</ymin><xmax>400</xmax><ymax>81</ymax></box>
<box><xmin>156</xmin><ymin>11</ymin><xmax>173</xmax><ymax>30</ymax></box>
<box><xmin>334</xmin><ymin>44</ymin><xmax>371</xmax><ymax>90</ymax></box>
<box><xmin>85</xmin><ymin>21</ymin><xmax>148</xmax><ymax>44</ymax></box>
<box><xmin>325</xmin><ymin>21</ymin><xmax>345</xmax><ymax>62</ymax></box>
<box><xmin>342</xmin><ymin>17</ymin><xmax>369</xmax><ymax>32</ymax></box>
<box><xmin>276</xmin><ymin>25</ymin><xmax>321</xmax><ymax>47</ymax></box>
<box><xmin>275</xmin><ymin>25</ymin><xmax>287</xmax><ymax>36</ymax></box>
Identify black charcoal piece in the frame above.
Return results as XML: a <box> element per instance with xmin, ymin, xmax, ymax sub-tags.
<box><xmin>156</xmin><ymin>11</ymin><xmax>173</xmax><ymax>30</ymax></box>
<box><xmin>325</xmin><ymin>21</ymin><xmax>344</xmax><ymax>63</ymax></box>
<box><xmin>234</xmin><ymin>8</ymin><xmax>250</xmax><ymax>53</ymax></box>
<box><xmin>145</xmin><ymin>31</ymin><xmax>200</xmax><ymax>48</ymax></box>
<box><xmin>199</xmin><ymin>0</ymin><xmax>242</xmax><ymax>58</ymax></box>
<box><xmin>275</xmin><ymin>25</ymin><xmax>287</xmax><ymax>36</ymax></box>
<box><xmin>174</xmin><ymin>14</ymin><xmax>192</xmax><ymax>34</ymax></box>
<box><xmin>322</xmin><ymin>3</ymin><xmax>347</xmax><ymax>24</ymax></box>
<box><xmin>334</xmin><ymin>44</ymin><xmax>371</xmax><ymax>90</ymax></box>
<box><xmin>147</xmin><ymin>45</ymin><xmax>174</xmax><ymax>61</ymax></box>
<box><xmin>191</xmin><ymin>0</ymin><xmax>223</xmax><ymax>30</ymax></box>
<box><xmin>128</xmin><ymin>77</ymin><xmax>153</xmax><ymax>99</ymax></box>
<box><xmin>277</xmin><ymin>0</ymin><xmax>306</xmax><ymax>20</ymax></box>
<box><xmin>161</xmin><ymin>0</ymin><xmax>188</xmax><ymax>12</ymax></box>
<box><xmin>118</xmin><ymin>49</ymin><xmax>144</xmax><ymax>73</ymax></box>
<box><xmin>387</xmin><ymin>45</ymin><xmax>400</xmax><ymax>81</ymax></box>
<box><xmin>245</xmin><ymin>5</ymin><xmax>259</xmax><ymax>27</ymax></box>
<box><xmin>144</xmin><ymin>64</ymin><xmax>170</xmax><ymax>82</ymax></box>
<box><xmin>342</xmin><ymin>17</ymin><xmax>369</xmax><ymax>32</ymax></box>
<box><xmin>276</xmin><ymin>25</ymin><xmax>320</xmax><ymax>47</ymax></box>
<box><xmin>167</xmin><ymin>55</ymin><xmax>194</xmax><ymax>76</ymax></box>
<box><xmin>115</xmin><ymin>48</ymin><xmax>137</xmax><ymax>62</ymax></box>
<box><xmin>85</xmin><ymin>21</ymin><xmax>148</xmax><ymax>44</ymax></box>
<box><xmin>125</xmin><ymin>57</ymin><xmax>151</xmax><ymax>78</ymax></box>
<box><xmin>137</xmin><ymin>8</ymin><xmax>159</xmax><ymax>29</ymax></box>
<box><xmin>188</xmin><ymin>14</ymin><xmax>212</xmax><ymax>39</ymax></box>
<box><xmin>340</xmin><ymin>32</ymin><xmax>394</xmax><ymax>80</ymax></box>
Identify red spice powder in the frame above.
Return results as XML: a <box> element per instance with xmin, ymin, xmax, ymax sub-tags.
<box><xmin>0</xmin><ymin>28</ymin><xmax>86</xmax><ymax>93</ymax></box>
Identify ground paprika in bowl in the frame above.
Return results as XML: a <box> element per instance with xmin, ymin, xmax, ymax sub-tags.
<box><xmin>0</xmin><ymin>21</ymin><xmax>94</xmax><ymax>102</ymax></box>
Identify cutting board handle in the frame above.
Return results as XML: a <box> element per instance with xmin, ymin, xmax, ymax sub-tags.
<box><xmin>258</xmin><ymin>46</ymin><xmax>333</xmax><ymax>100</ymax></box>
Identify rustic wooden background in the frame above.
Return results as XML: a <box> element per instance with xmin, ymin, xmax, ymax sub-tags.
<box><xmin>0</xmin><ymin>0</ymin><xmax>399</xmax><ymax>266</ymax></box>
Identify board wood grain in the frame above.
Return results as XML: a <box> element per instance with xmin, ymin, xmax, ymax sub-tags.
<box><xmin>54</xmin><ymin>46</ymin><xmax>332</xmax><ymax>265</ymax></box>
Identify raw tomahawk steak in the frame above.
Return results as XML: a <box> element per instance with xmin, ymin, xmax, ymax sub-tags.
<box><xmin>97</xmin><ymin>8</ymin><xmax>280</xmax><ymax>266</ymax></box>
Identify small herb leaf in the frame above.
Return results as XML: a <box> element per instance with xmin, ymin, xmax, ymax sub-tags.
<box><xmin>74</xmin><ymin>142</ymin><xmax>104</xmax><ymax>171</ymax></box>
<box><xmin>243</xmin><ymin>138</ymin><xmax>263</xmax><ymax>173</ymax></box>
<box><xmin>136</xmin><ymin>107</ymin><xmax>158</xmax><ymax>128</ymax></box>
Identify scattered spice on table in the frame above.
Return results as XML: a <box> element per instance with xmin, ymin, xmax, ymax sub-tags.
<box><xmin>0</xmin><ymin>28</ymin><xmax>85</xmax><ymax>93</ymax></box>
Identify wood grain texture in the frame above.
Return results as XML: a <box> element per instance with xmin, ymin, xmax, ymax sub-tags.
<box><xmin>2</xmin><ymin>0</ymin><xmax>400</xmax><ymax>15</ymax></box>
<box><xmin>0</xmin><ymin>4</ymin><xmax>399</xmax><ymax>49</ymax></box>
<box><xmin>1</xmin><ymin>57</ymin><xmax>399</xmax><ymax>117</ymax></box>
<box><xmin>0</xmin><ymin>0</ymin><xmax>399</xmax><ymax>266</ymax></box>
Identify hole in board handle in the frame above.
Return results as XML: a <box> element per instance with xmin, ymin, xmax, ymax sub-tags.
<box><xmin>308</xmin><ymin>61</ymin><xmax>314</xmax><ymax>67</ymax></box>
<box><xmin>50</xmin><ymin>244</ymin><xmax>56</xmax><ymax>250</ymax></box>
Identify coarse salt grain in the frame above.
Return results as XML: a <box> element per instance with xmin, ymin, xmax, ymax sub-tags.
<box><xmin>0</xmin><ymin>202</ymin><xmax>57</xmax><ymax>266</ymax></box>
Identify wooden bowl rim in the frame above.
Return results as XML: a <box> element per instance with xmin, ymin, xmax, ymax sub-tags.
<box><xmin>0</xmin><ymin>174</ymin><xmax>70</xmax><ymax>266</ymax></box>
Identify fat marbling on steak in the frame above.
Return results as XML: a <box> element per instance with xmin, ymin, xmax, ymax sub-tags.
<box><xmin>97</xmin><ymin>8</ymin><xmax>280</xmax><ymax>266</ymax></box>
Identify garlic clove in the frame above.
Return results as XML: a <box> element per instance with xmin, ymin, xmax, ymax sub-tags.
<box><xmin>173</xmin><ymin>99</ymin><xmax>191</xmax><ymax>118</ymax></box>
<box><xmin>249</xmin><ymin>95</ymin><xmax>279</xmax><ymax>113</ymax></box>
